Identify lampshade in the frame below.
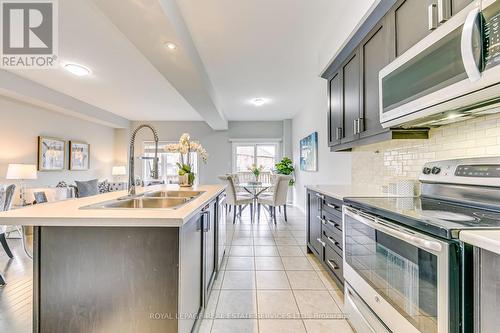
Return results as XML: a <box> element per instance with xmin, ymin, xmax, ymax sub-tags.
<box><xmin>112</xmin><ymin>166</ymin><xmax>127</xmax><ymax>176</ymax></box>
<box><xmin>6</xmin><ymin>164</ymin><xmax>37</xmax><ymax>180</ymax></box>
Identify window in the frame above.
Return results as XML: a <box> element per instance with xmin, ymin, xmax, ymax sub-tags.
<box><xmin>142</xmin><ymin>141</ymin><xmax>198</xmax><ymax>184</ymax></box>
<box><xmin>232</xmin><ymin>142</ymin><xmax>280</xmax><ymax>172</ymax></box>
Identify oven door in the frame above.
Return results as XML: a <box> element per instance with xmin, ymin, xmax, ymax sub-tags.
<box><xmin>343</xmin><ymin>206</ymin><xmax>451</xmax><ymax>333</ymax></box>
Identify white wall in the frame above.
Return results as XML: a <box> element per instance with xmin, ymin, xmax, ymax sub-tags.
<box><xmin>292</xmin><ymin>79</ymin><xmax>351</xmax><ymax>211</ymax></box>
<box><xmin>131</xmin><ymin>120</ymin><xmax>287</xmax><ymax>185</ymax></box>
<box><xmin>0</xmin><ymin>97</ymin><xmax>116</xmax><ymax>188</ymax></box>
<box><xmin>291</xmin><ymin>0</ymin><xmax>378</xmax><ymax>211</ymax></box>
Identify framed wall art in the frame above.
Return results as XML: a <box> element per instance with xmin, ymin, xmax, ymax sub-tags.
<box><xmin>38</xmin><ymin>136</ymin><xmax>66</xmax><ymax>171</ymax></box>
<box><xmin>69</xmin><ymin>141</ymin><xmax>90</xmax><ymax>171</ymax></box>
<box><xmin>299</xmin><ymin>132</ymin><xmax>318</xmax><ymax>172</ymax></box>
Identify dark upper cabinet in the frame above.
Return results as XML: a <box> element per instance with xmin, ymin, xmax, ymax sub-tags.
<box><xmin>360</xmin><ymin>19</ymin><xmax>393</xmax><ymax>138</ymax></box>
<box><xmin>328</xmin><ymin>72</ymin><xmax>343</xmax><ymax>146</ymax></box>
<box><xmin>452</xmin><ymin>0</ymin><xmax>473</xmax><ymax>15</ymax></box>
<box><xmin>342</xmin><ymin>52</ymin><xmax>361</xmax><ymax>143</ymax></box>
<box><xmin>393</xmin><ymin>0</ymin><xmax>433</xmax><ymax>57</ymax></box>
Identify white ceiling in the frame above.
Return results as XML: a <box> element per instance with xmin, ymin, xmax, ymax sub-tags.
<box><xmin>176</xmin><ymin>0</ymin><xmax>370</xmax><ymax>121</ymax></box>
<box><xmin>2</xmin><ymin>0</ymin><xmax>378</xmax><ymax>125</ymax></box>
<box><xmin>5</xmin><ymin>0</ymin><xmax>202</xmax><ymax>122</ymax></box>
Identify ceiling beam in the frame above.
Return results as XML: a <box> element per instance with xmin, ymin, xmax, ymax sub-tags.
<box><xmin>158</xmin><ymin>0</ymin><xmax>228</xmax><ymax>130</ymax></box>
<box><xmin>0</xmin><ymin>70</ymin><xmax>130</xmax><ymax>128</ymax></box>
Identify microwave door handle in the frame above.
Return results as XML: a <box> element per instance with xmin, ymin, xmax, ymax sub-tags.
<box><xmin>461</xmin><ymin>7</ymin><xmax>482</xmax><ymax>82</ymax></box>
<box><xmin>345</xmin><ymin>208</ymin><xmax>443</xmax><ymax>253</ymax></box>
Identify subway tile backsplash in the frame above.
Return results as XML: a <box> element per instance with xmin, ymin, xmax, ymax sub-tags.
<box><xmin>351</xmin><ymin>113</ymin><xmax>500</xmax><ymax>187</ymax></box>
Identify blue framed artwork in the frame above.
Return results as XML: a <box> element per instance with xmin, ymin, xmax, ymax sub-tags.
<box><xmin>300</xmin><ymin>132</ymin><xmax>318</xmax><ymax>171</ymax></box>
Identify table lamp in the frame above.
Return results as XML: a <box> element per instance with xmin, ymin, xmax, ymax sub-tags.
<box><xmin>6</xmin><ymin>164</ymin><xmax>37</xmax><ymax>206</ymax></box>
<box><xmin>112</xmin><ymin>166</ymin><xmax>127</xmax><ymax>183</ymax></box>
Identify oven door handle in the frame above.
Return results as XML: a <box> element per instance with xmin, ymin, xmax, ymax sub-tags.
<box><xmin>344</xmin><ymin>207</ymin><xmax>443</xmax><ymax>253</ymax></box>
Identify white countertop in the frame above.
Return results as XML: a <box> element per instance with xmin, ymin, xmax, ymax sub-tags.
<box><xmin>305</xmin><ymin>184</ymin><xmax>386</xmax><ymax>201</ymax></box>
<box><xmin>0</xmin><ymin>184</ymin><xmax>225</xmax><ymax>227</ymax></box>
<box><xmin>460</xmin><ymin>230</ymin><xmax>500</xmax><ymax>255</ymax></box>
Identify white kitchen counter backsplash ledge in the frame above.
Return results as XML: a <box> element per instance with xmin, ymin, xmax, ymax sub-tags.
<box><xmin>351</xmin><ymin>112</ymin><xmax>500</xmax><ymax>187</ymax></box>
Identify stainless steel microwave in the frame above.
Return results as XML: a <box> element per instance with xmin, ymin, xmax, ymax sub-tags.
<box><xmin>379</xmin><ymin>0</ymin><xmax>500</xmax><ymax>128</ymax></box>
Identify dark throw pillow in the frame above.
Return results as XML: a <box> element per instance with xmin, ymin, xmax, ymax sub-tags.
<box><xmin>75</xmin><ymin>179</ymin><xmax>99</xmax><ymax>198</ymax></box>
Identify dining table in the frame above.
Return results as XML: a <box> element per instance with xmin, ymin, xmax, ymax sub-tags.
<box><xmin>238</xmin><ymin>182</ymin><xmax>273</xmax><ymax>222</ymax></box>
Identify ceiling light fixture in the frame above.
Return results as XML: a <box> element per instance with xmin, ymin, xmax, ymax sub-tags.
<box><xmin>164</xmin><ymin>42</ymin><xmax>178</xmax><ymax>51</ymax></box>
<box><xmin>63</xmin><ymin>63</ymin><xmax>91</xmax><ymax>77</ymax></box>
<box><xmin>251</xmin><ymin>98</ymin><xmax>268</xmax><ymax>107</ymax></box>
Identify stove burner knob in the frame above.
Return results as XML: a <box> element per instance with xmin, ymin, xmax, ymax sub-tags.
<box><xmin>423</xmin><ymin>167</ymin><xmax>431</xmax><ymax>175</ymax></box>
<box><xmin>431</xmin><ymin>167</ymin><xmax>441</xmax><ymax>175</ymax></box>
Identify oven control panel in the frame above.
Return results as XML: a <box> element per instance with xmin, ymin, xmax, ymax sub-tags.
<box><xmin>455</xmin><ymin>165</ymin><xmax>500</xmax><ymax>177</ymax></box>
<box><xmin>419</xmin><ymin>157</ymin><xmax>500</xmax><ymax>186</ymax></box>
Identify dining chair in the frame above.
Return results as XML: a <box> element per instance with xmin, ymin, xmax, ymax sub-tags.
<box><xmin>257</xmin><ymin>175</ymin><xmax>292</xmax><ymax>224</ymax></box>
<box><xmin>218</xmin><ymin>175</ymin><xmax>253</xmax><ymax>223</ymax></box>
<box><xmin>0</xmin><ymin>185</ymin><xmax>15</xmax><ymax>259</ymax></box>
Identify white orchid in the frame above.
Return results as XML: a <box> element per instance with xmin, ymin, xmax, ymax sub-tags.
<box><xmin>164</xmin><ymin>133</ymin><xmax>209</xmax><ymax>162</ymax></box>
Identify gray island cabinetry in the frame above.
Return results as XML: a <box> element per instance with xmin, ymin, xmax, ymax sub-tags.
<box><xmin>0</xmin><ymin>184</ymin><xmax>226</xmax><ymax>333</ymax></box>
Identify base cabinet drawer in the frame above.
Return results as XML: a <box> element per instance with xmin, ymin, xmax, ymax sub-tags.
<box><xmin>322</xmin><ymin>227</ymin><xmax>342</xmax><ymax>255</ymax></box>
<box><xmin>325</xmin><ymin>243</ymin><xmax>343</xmax><ymax>283</ymax></box>
<box><xmin>322</xmin><ymin>198</ymin><xmax>343</xmax><ymax>218</ymax></box>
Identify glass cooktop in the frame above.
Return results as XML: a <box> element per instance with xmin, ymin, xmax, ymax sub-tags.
<box><xmin>344</xmin><ymin>196</ymin><xmax>500</xmax><ymax>239</ymax></box>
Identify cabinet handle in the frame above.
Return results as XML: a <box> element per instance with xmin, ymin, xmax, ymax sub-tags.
<box><xmin>315</xmin><ymin>193</ymin><xmax>325</xmax><ymax>200</ymax></box>
<box><xmin>326</xmin><ymin>219</ymin><xmax>342</xmax><ymax>231</ymax></box>
<box><xmin>357</xmin><ymin>118</ymin><xmax>363</xmax><ymax>133</ymax></box>
<box><xmin>438</xmin><ymin>0</ymin><xmax>451</xmax><ymax>23</ymax></box>
<box><xmin>428</xmin><ymin>4</ymin><xmax>438</xmax><ymax>30</ymax></box>
<box><xmin>327</xmin><ymin>259</ymin><xmax>339</xmax><ymax>270</ymax></box>
<box><xmin>336</xmin><ymin>127</ymin><xmax>342</xmax><ymax>140</ymax></box>
<box><xmin>327</xmin><ymin>235</ymin><xmax>340</xmax><ymax>248</ymax></box>
<box><xmin>353</xmin><ymin>119</ymin><xmax>358</xmax><ymax>135</ymax></box>
<box><xmin>317</xmin><ymin>238</ymin><xmax>326</xmax><ymax>247</ymax></box>
<box><xmin>325</xmin><ymin>202</ymin><xmax>339</xmax><ymax>210</ymax></box>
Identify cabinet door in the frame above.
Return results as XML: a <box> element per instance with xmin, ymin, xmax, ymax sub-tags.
<box><xmin>342</xmin><ymin>52</ymin><xmax>360</xmax><ymax>143</ymax></box>
<box><xmin>360</xmin><ymin>20</ymin><xmax>392</xmax><ymax>138</ymax></box>
<box><xmin>179</xmin><ymin>214</ymin><xmax>203</xmax><ymax>333</ymax></box>
<box><xmin>328</xmin><ymin>72</ymin><xmax>343</xmax><ymax>146</ymax></box>
<box><xmin>394</xmin><ymin>0</ymin><xmax>433</xmax><ymax>57</ymax></box>
<box><xmin>307</xmin><ymin>191</ymin><xmax>323</xmax><ymax>257</ymax></box>
<box><xmin>203</xmin><ymin>200</ymin><xmax>217</xmax><ymax>306</ymax></box>
<box><xmin>452</xmin><ymin>0</ymin><xmax>473</xmax><ymax>15</ymax></box>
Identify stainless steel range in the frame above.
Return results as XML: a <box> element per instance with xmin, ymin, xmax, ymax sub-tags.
<box><xmin>343</xmin><ymin>157</ymin><xmax>500</xmax><ymax>333</ymax></box>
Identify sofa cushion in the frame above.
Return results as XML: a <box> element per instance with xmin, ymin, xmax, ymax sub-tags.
<box><xmin>98</xmin><ymin>180</ymin><xmax>110</xmax><ymax>194</ymax></box>
<box><xmin>75</xmin><ymin>179</ymin><xmax>99</xmax><ymax>198</ymax></box>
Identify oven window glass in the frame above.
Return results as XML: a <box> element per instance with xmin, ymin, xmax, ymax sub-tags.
<box><xmin>382</xmin><ymin>26</ymin><xmax>467</xmax><ymax>113</ymax></box>
<box><xmin>345</xmin><ymin>215</ymin><xmax>438</xmax><ymax>333</ymax></box>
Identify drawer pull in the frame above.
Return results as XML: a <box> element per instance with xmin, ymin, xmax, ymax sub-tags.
<box><xmin>315</xmin><ymin>193</ymin><xmax>325</xmax><ymax>199</ymax></box>
<box><xmin>327</xmin><ymin>235</ymin><xmax>340</xmax><ymax>248</ymax></box>
<box><xmin>327</xmin><ymin>259</ymin><xmax>339</xmax><ymax>270</ymax></box>
<box><xmin>326</xmin><ymin>219</ymin><xmax>341</xmax><ymax>229</ymax></box>
<box><xmin>317</xmin><ymin>238</ymin><xmax>326</xmax><ymax>247</ymax></box>
<box><xmin>325</xmin><ymin>203</ymin><xmax>339</xmax><ymax>210</ymax></box>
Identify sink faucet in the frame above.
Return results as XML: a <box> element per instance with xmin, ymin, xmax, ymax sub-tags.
<box><xmin>128</xmin><ymin>124</ymin><xmax>159</xmax><ymax>196</ymax></box>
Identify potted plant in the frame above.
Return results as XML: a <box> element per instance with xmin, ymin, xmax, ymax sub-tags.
<box><xmin>165</xmin><ymin>133</ymin><xmax>208</xmax><ymax>187</ymax></box>
<box><xmin>249</xmin><ymin>164</ymin><xmax>264</xmax><ymax>183</ymax></box>
<box><xmin>275</xmin><ymin>157</ymin><xmax>295</xmax><ymax>186</ymax></box>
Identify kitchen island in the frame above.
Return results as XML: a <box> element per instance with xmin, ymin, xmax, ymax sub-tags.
<box><xmin>0</xmin><ymin>184</ymin><xmax>226</xmax><ymax>333</ymax></box>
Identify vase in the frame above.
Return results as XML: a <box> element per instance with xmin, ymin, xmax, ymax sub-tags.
<box><xmin>179</xmin><ymin>173</ymin><xmax>194</xmax><ymax>187</ymax></box>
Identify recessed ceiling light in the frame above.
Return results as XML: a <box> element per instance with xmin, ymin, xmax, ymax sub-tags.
<box><xmin>63</xmin><ymin>63</ymin><xmax>91</xmax><ymax>77</ymax></box>
<box><xmin>164</xmin><ymin>42</ymin><xmax>177</xmax><ymax>51</ymax></box>
<box><xmin>251</xmin><ymin>98</ymin><xmax>268</xmax><ymax>106</ymax></box>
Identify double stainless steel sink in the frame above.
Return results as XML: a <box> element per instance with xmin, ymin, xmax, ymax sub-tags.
<box><xmin>81</xmin><ymin>190</ymin><xmax>205</xmax><ymax>210</ymax></box>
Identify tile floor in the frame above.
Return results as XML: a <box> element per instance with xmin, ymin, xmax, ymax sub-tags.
<box><xmin>199</xmin><ymin>205</ymin><xmax>353</xmax><ymax>333</ymax></box>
